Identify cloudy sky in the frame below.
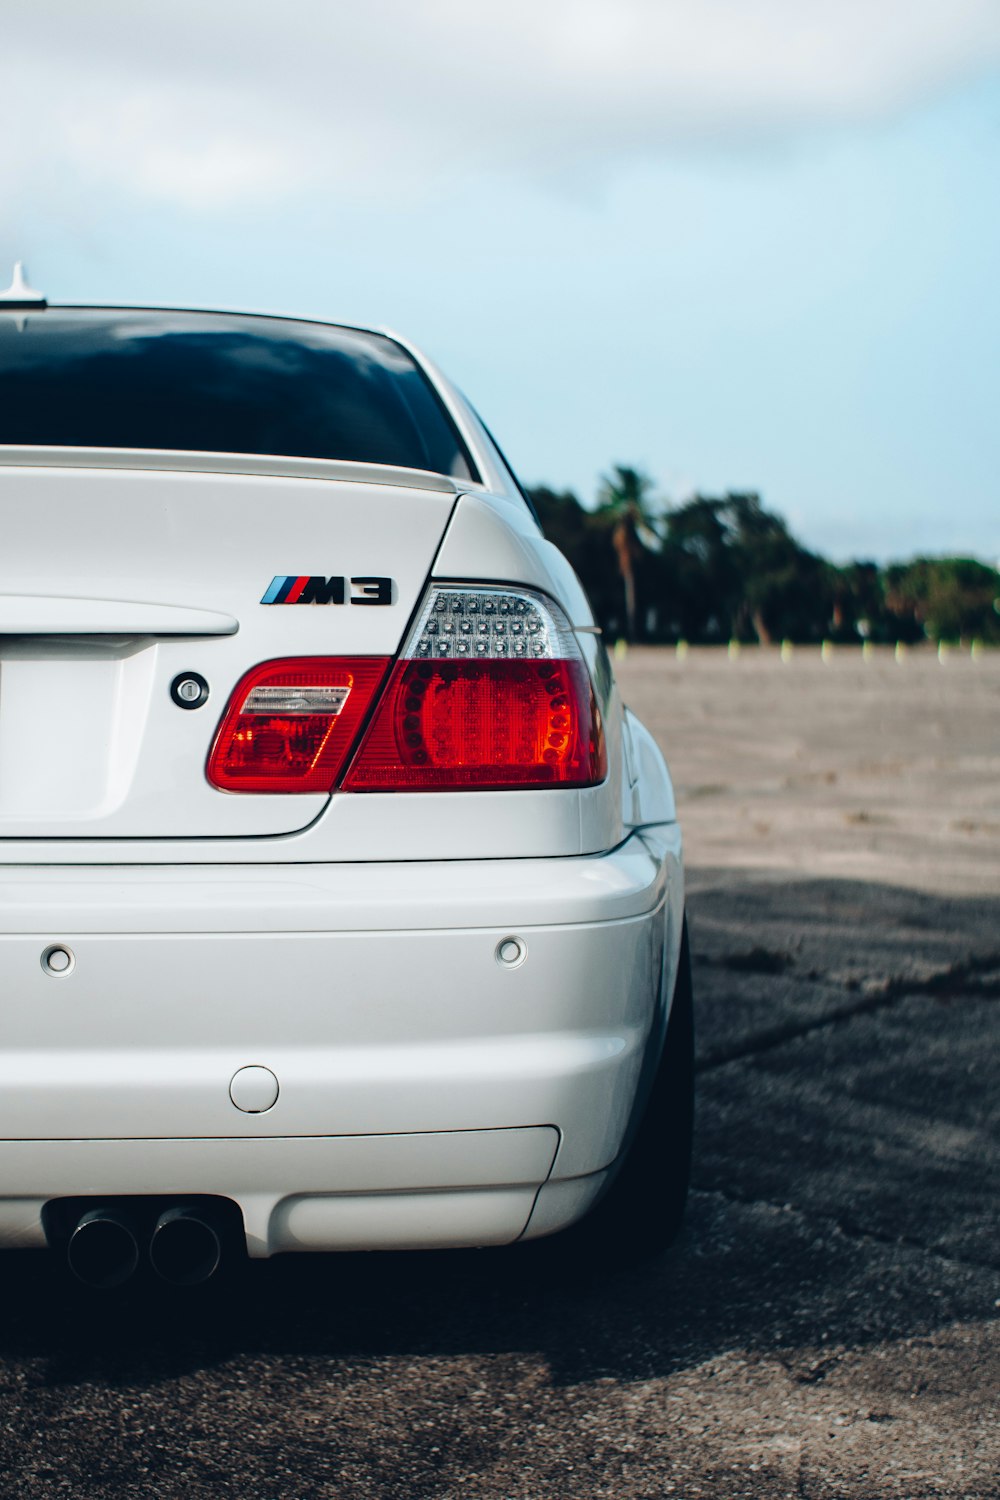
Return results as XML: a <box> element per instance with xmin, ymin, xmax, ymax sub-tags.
<box><xmin>3</xmin><ymin>0</ymin><xmax>999</xmax><ymax>560</ymax></box>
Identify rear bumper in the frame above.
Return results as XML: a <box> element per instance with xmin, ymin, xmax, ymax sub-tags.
<box><xmin>0</xmin><ymin>1130</ymin><xmax>563</xmax><ymax>1255</ymax></box>
<box><xmin>0</xmin><ymin>827</ymin><xmax>683</xmax><ymax>1253</ymax></box>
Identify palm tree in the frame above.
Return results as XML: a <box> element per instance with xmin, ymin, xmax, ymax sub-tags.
<box><xmin>596</xmin><ymin>465</ymin><xmax>661</xmax><ymax>641</ymax></box>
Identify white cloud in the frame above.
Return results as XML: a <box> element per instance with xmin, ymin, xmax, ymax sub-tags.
<box><xmin>3</xmin><ymin>0</ymin><xmax>999</xmax><ymax>213</ymax></box>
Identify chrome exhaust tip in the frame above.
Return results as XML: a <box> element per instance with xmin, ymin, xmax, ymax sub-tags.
<box><xmin>149</xmin><ymin>1205</ymin><xmax>222</xmax><ymax>1286</ymax></box>
<box><xmin>66</xmin><ymin>1207</ymin><xmax>140</xmax><ymax>1289</ymax></box>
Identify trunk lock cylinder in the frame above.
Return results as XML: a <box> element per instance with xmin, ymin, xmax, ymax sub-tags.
<box><xmin>171</xmin><ymin>672</ymin><xmax>210</xmax><ymax>709</ymax></box>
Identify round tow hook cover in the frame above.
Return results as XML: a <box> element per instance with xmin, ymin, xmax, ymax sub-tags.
<box><xmin>230</xmin><ymin>1065</ymin><xmax>279</xmax><ymax>1113</ymax></box>
<box><xmin>170</xmin><ymin>672</ymin><xmax>209</xmax><ymax>709</ymax></box>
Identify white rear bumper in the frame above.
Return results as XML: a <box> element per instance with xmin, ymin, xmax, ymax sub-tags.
<box><xmin>0</xmin><ymin>827</ymin><xmax>683</xmax><ymax>1253</ymax></box>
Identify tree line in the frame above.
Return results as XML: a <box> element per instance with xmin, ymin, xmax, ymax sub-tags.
<box><xmin>529</xmin><ymin>467</ymin><xmax>1000</xmax><ymax>646</ymax></box>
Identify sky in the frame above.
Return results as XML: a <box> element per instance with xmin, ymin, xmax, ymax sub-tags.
<box><xmin>2</xmin><ymin>0</ymin><xmax>999</xmax><ymax>562</ymax></box>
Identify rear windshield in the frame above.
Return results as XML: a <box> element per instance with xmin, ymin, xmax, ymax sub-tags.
<box><xmin>0</xmin><ymin>309</ymin><xmax>475</xmax><ymax>479</ymax></box>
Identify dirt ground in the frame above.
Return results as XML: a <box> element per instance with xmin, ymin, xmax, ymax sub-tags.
<box><xmin>0</xmin><ymin>645</ymin><xmax>997</xmax><ymax>1499</ymax></box>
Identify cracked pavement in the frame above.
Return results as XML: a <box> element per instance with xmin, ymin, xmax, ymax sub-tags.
<box><xmin>0</xmin><ymin>646</ymin><xmax>997</xmax><ymax>1497</ymax></box>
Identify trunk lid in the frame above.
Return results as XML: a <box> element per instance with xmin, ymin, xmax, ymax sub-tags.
<box><xmin>0</xmin><ymin>456</ymin><xmax>456</xmax><ymax>838</ymax></box>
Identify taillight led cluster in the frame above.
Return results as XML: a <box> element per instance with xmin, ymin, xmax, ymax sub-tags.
<box><xmin>408</xmin><ymin>587</ymin><xmax>569</xmax><ymax>661</ymax></box>
<box><xmin>207</xmin><ymin>587</ymin><xmax>606</xmax><ymax>794</ymax></box>
<box><xmin>344</xmin><ymin>587</ymin><xmax>605</xmax><ymax>790</ymax></box>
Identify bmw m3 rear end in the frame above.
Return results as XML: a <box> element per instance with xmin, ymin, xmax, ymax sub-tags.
<box><xmin>0</xmin><ymin>266</ymin><xmax>692</xmax><ymax>1285</ymax></box>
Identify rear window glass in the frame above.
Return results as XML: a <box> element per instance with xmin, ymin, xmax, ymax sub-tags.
<box><xmin>0</xmin><ymin>309</ymin><xmax>475</xmax><ymax>479</ymax></box>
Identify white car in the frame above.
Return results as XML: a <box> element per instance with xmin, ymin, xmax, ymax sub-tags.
<box><xmin>0</xmin><ymin>266</ymin><xmax>692</xmax><ymax>1287</ymax></box>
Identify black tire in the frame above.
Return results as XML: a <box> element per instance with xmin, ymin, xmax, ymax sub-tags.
<box><xmin>566</xmin><ymin>916</ymin><xmax>694</xmax><ymax>1262</ymax></box>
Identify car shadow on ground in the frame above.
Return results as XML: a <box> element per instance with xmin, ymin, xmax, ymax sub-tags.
<box><xmin>0</xmin><ymin>1191</ymin><xmax>989</xmax><ymax>1392</ymax></box>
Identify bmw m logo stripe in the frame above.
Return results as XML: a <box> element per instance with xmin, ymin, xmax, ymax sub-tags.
<box><xmin>262</xmin><ymin>576</ymin><xmax>394</xmax><ymax>606</ymax></box>
<box><xmin>261</xmin><ymin>575</ymin><xmax>309</xmax><ymax>604</ymax></box>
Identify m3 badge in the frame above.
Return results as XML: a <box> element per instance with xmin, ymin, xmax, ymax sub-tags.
<box><xmin>261</xmin><ymin>576</ymin><xmax>394</xmax><ymax>606</ymax></box>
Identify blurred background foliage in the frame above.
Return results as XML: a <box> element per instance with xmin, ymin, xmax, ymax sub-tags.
<box><xmin>529</xmin><ymin>470</ymin><xmax>1000</xmax><ymax>645</ymax></box>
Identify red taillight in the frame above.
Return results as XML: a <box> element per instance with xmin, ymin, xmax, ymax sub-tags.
<box><xmin>207</xmin><ymin>657</ymin><xmax>390</xmax><ymax>793</ymax></box>
<box><xmin>207</xmin><ymin>590</ymin><xmax>606</xmax><ymax>795</ymax></box>
<box><xmin>339</xmin><ymin>584</ymin><xmax>607</xmax><ymax>791</ymax></box>
<box><xmin>342</xmin><ymin>656</ymin><xmax>605</xmax><ymax>790</ymax></box>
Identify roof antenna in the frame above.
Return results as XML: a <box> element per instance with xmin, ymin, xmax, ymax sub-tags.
<box><xmin>0</xmin><ymin>262</ymin><xmax>48</xmax><ymax>308</ymax></box>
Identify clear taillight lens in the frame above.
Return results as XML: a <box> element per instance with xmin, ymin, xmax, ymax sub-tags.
<box><xmin>342</xmin><ymin>586</ymin><xmax>606</xmax><ymax>791</ymax></box>
<box><xmin>207</xmin><ymin>657</ymin><xmax>390</xmax><ymax>793</ymax></box>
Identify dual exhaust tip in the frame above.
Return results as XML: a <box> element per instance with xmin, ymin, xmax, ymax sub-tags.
<box><xmin>66</xmin><ymin>1205</ymin><xmax>223</xmax><ymax>1289</ymax></box>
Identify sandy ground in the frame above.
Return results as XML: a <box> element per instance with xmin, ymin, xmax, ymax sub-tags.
<box><xmin>0</xmin><ymin>646</ymin><xmax>997</xmax><ymax>1498</ymax></box>
<box><xmin>628</xmin><ymin>643</ymin><xmax>1000</xmax><ymax>897</ymax></box>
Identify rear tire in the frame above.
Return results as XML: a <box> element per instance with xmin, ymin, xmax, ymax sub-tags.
<box><xmin>567</xmin><ymin>916</ymin><xmax>694</xmax><ymax>1262</ymax></box>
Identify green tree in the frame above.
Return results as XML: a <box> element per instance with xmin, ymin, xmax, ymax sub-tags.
<box><xmin>595</xmin><ymin>465</ymin><xmax>661</xmax><ymax>640</ymax></box>
<box><xmin>663</xmin><ymin>494</ymin><xmax>740</xmax><ymax>641</ymax></box>
<box><xmin>531</xmin><ymin>470</ymin><xmax>1000</xmax><ymax>648</ymax></box>
<box><xmin>661</xmin><ymin>492</ymin><xmax>829</xmax><ymax>643</ymax></box>
<box><xmin>726</xmin><ymin>493</ymin><xmax>830</xmax><ymax>643</ymax></box>
<box><xmin>828</xmin><ymin>561</ymin><xmax>887</xmax><ymax>641</ymax></box>
<box><xmin>884</xmin><ymin>558</ymin><xmax>1000</xmax><ymax>642</ymax></box>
